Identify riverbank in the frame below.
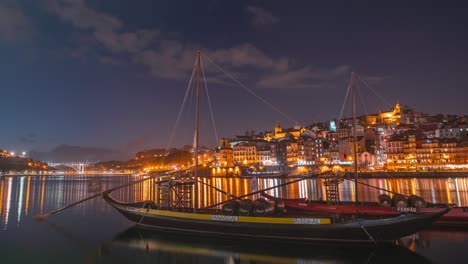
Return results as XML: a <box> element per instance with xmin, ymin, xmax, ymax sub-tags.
<box><xmin>3</xmin><ymin>171</ymin><xmax>468</xmax><ymax>179</ymax></box>
<box><xmin>0</xmin><ymin>173</ymin><xmax>137</xmax><ymax>177</ymax></box>
<box><xmin>287</xmin><ymin>171</ymin><xmax>468</xmax><ymax>179</ymax></box>
<box><xmin>356</xmin><ymin>171</ymin><xmax>468</xmax><ymax>178</ymax></box>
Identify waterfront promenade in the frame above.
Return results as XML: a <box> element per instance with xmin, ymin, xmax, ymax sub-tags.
<box><xmin>354</xmin><ymin>171</ymin><xmax>468</xmax><ymax>178</ymax></box>
<box><xmin>3</xmin><ymin>170</ymin><xmax>468</xmax><ymax>178</ymax></box>
<box><xmin>0</xmin><ymin>172</ymin><xmax>137</xmax><ymax>177</ymax></box>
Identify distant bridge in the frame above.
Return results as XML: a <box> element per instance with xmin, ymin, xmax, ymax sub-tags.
<box><xmin>46</xmin><ymin>162</ymin><xmax>94</xmax><ymax>174</ymax></box>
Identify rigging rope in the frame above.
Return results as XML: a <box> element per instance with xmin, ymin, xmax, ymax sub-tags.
<box><xmin>337</xmin><ymin>80</ymin><xmax>351</xmax><ymax>121</ymax></box>
<box><xmin>187</xmin><ymin>70</ymin><xmax>195</xmax><ymax>122</ymax></box>
<box><xmin>164</xmin><ymin>59</ymin><xmax>197</xmax><ymax>158</ymax></box>
<box><xmin>354</xmin><ymin>73</ymin><xmax>392</xmax><ymax>109</ymax></box>
<box><xmin>338</xmin><ymin>72</ymin><xmax>398</xmax><ymax>124</ymax></box>
<box><xmin>356</xmin><ymin>82</ymin><xmax>369</xmax><ymax>117</ymax></box>
<box><xmin>202</xmin><ymin>52</ymin><xmax>300</xmax><ymax>125</ymax></box>
<box><xmin>200</xmin><ymin>55</ymin><xmax>219</xmax><ymax>146</ymax></box>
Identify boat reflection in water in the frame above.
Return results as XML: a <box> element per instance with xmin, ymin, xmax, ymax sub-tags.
<box><xmin>104</xmin><ymin>226</ymin><xmax>431</xmax><ymax>264</ymax></box>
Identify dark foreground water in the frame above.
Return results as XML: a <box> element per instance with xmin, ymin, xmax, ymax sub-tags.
<box><xmin>1</xmin><ymin>175</ymin><xmax>468</xmax><ymax>263</ymax></box>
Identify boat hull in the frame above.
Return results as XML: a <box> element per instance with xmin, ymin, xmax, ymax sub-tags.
<box><xmin>103</xmin><ymin>193</ymin><xmax>448</xmax><ymax>244</ymax></box>
<box><xmin>261</xmin><ymin>192</ymin><xmax>467</xmax><ymax>227</ymax></box>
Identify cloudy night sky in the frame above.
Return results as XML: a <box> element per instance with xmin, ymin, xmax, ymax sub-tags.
<box><xmin>1</xmin><ymin>0</ymin><xmax>467</xmax><ymax>158</ymax></box>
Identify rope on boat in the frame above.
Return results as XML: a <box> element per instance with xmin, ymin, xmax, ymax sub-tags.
<box><xmin>379</xmin><ymin>172</ymin><xmax>432</xmax><ymax>200</ymax></box>
<box><xmin>164</xmin><ymin>57</ymin><xmax>198</xmax><ymax>157</ymax></box>
<box><xmin>138</xmin><ymin>199</ymin><xmax>159</xmax><ymax>224</ymax></box>
<box><xmin>356</xmin><ymin>82</ymin><xmax>369</xmax><ymax>118</ymax></box>
<box><xmin>202</xmin><ymin>52</ymin><xmax>300</xmax><ymax>125</ymax></box>
<box><xmin>203</xmin><ymin>174</ymin><xmax>321</xmax><ymax>209</ymax></box>
<box><xmin>200</xmin><ymin>56</ymin><xmax>219</xmax><ymax>146</ymax></box>
<box><xmin>344</xmin><ymin>174</ymin><xmax>409</xmax><ymax>198</ymax></box>
<box><xmin>34</xmin><ymin>171</ymin><xmax>174</xmax><ymax>219</ymax></box>
<box><xmin>354</xmin><ymin>73</ymin><xmax>393</xmax><ymax>109</ymax></box>
<box><xmin>196</xmin><ymin>179</ymin><xmax>241</xmax><ymax>200</ymax></box>
<box><xmin>337</xmin><ymin>79</ymin><xmax>351</xmax><ymax>121</ymax></box>
<box><xmin>138</xmin><ymin>207</ymin><xmax>150</xmax><ymax>224</ymax></box>
<box><xmin>357</xmin><ymin>220</ymin><xmax>376</xmax><ymax>245</ymax></box>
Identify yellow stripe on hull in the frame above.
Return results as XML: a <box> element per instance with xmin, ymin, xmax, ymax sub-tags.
<box><xmin>133</xmin><ymin>207</ymin><xmax>330</xmax><ymax>225</ymax></box>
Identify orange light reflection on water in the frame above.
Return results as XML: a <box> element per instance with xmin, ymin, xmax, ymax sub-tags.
<box><xmin>0</xmin><ymin>179</ymin><xmax>3</xmax><ymax>216</ymax></box>
<box><xmin>40</xmin><ymin>176</ymin><xmax>45</xmax><ymax>213</ymax></box>
<box><xmin>1</xmin><ymin>175</ymin><xmax>468</xmax><ymax>230</ymax></box>
<box><xmin>25</xmin><ymin>177</ymin><xmax>31</xmax><ymax>216</ymax></box>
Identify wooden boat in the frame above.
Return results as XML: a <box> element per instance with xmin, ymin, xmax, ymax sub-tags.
<box><xmin>103</xmin><ymin>191</ymin><xmax>449</xmax><ymax>244</ymax></box>
<box><xmin>103</xmin><ymin>52</ymin><xmax>450</xmax><ymax>244</ymax></box>
<box><xmin>261</xmin><ymin>191</ymin><xmax>467</xmax><ymax>228</ymax></box>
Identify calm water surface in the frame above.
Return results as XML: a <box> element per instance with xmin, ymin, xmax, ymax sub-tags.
<box><xmin>1</xmin><ymin>175</ymin><xmax>468</xmax><ymax>263</ymax></box>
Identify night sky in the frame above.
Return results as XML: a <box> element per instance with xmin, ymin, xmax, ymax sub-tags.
<box><xmin>1</xmin><ymin>0</ymin><xmax>467</xmax><ymax>156</ymax></box>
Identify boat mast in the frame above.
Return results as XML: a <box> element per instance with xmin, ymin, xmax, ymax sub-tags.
<box><xmin>194</xmin><ymin>50</ymin><xmax>201</xmax><ymax>213</ymax></box>
<box><xmin>351</xmin><ymin>72</ymin><xmax>359</xmax><ymax>204</ymax></box>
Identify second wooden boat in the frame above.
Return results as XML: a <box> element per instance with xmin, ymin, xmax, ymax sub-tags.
<box><xmin>261</xmin><ymin>191</ymin><xmax>466</xmax><ymax>228</ymax></box>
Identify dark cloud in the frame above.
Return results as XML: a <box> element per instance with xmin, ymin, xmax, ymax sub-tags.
<box><xmin>98</xmin><ymin>55</ymin><xmax>124</xmax><ymax>66</ymax></box>
<box><xmin>42</xmin><ymin>0</ymin><xmax>349</xmax><ymax>91</ymax></box>
<box><xmin>207</xmin><ymin>44</ymin><xmax>289</xmax><ymax>72</ymax></box>
<box><xmin>0</xmin><ymin>0</ymin><xmax>31</xmax><ymax>40</ymax></box>
<box><xmin>45</xmin><ymin>0</ymin><xmax>122</xmax><ymax>32</ymax></box>
<box><xmin>245</xmin><ymin>6</ymin><xmax>279</xmax><ymax>28</ymax></box>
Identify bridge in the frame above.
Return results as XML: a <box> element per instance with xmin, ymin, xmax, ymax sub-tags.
<box><xmin>46</xmin><ymin>162</ymin><xmax>94</xmax><ymax>174</ymax></box>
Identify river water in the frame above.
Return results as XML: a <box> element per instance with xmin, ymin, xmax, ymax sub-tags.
<box><xmin>1</xmin><ymin>174</ymin><xmax>468</xmax><ymax>263</ymax></box>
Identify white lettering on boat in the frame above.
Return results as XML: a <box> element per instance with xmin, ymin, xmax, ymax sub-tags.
<box><xmin>211</xmin><ymin>215</ymin><xmax>238</xmax><ymax>222</ymax></box>
<box><xmin>293</xmin><ymin>218</ymin><xmax>321</xmax><ymax>224</ymax></box>
<box><xmin>396</xmin><ymin>207</ymin><xmax>417</xmax><ymax>213</ymax></box>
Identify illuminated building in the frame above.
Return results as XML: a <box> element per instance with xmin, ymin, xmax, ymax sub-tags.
<box><xmin>364</xmin><ymin>128</ymin><xmax>385</xmax><ymax>166</ymax></box>
<box><xmin>338</xmin><ymin>136</ymin><xmax>365</xmax><ymax>162</ymax></box>
<box><xmin>366</xmin><ymin>103</ymin><xmax>402</xmax><ymax>125</ymax></box>
<box><xmin>215</xmin><ymin>139</ymin><xmax>233</xmax><ymax>167</ymax></box>
<box><xmin>385</xmin><ymin>134</ymin><xmax>468</xmax><ymax>170</ymax></box>
<box><xmin>436</xmin><ymin>125</ymin><xmax>468</xmax><ymax>140</ymax></box>
<box><xmin>297</xmin><ymin>137</ymin><xmax>315</xmax><ymax>165</ymax></box>
<box><xmin>257</xmin><ymin>146</ymin><xmax>271</xmax><ymax>165</ymax></box>
<box><xmin>323</xmin><ymin>142</ymin><xmax>339</xmax><ymax>164</ymax></box>
<box><xmin>233</xmin><ymin>142</ymin><xmax>258</xmax><ymax>166</ymax></box>
<box><xmin>263</xmin><ymin>123</ymin><xmax>306</xmax><ymax>141</ymax></box>
<box><xmin>286</xmin><ymin>141</ymin><xmax>298</xmax><ymax>165</ymax></box>
<box><xmin>336</xmin><ymin>127</ymin><xmax>350</xmax><ymax>138</ymax></box>
<box><xmin>270</xmin><ymin>141</ymin><xmax>287</xmax><ymax>166</ymax></box>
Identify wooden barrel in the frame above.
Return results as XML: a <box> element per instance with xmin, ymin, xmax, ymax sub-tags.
<box><xmin>392</xmin><ymin>194</ymin><xmax>408</xmax><ymax>208</ymax></box>
<box><xmin>378</xmin><ymin>194</ymin><xmax>392</xmax><ymax>207</ymax></box>
<box><xmin>238</xmin><ymin>199</ymin><xmax>254</xmax><ymax>216</ymax></box>
<box><xmin>142</xmin><ymin>201</ymin><xmax>158</xmax><ymax>209</ymax></box>
<box><xmin>253</xmin><ymin>198</ymin><xmax>275</xmax><ymax>217</ymax></box>
<box><xmin>408</xmin><ymin>195</ymin><xmax>427</xmax><ymax>208</ymax></box>
<box><xmin>222</xmin><ymin>200</ymin><xmax>240</xmax><ymax>215</ymax></box>
<box><xmin>274</xmin><ymin>200</ymin><xmax>286</xmax><ymax>214</ymax></box>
